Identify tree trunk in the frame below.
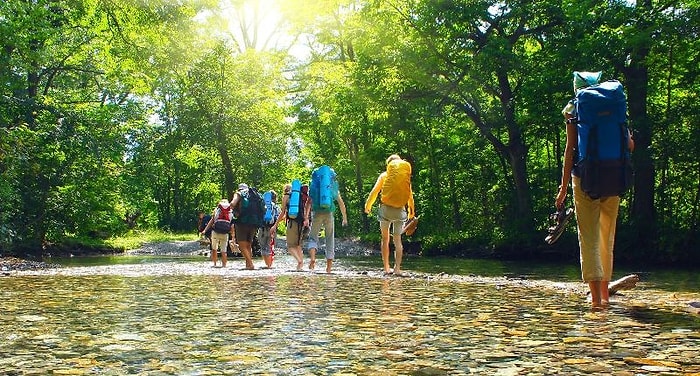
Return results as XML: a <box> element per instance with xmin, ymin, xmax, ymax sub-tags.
<box><xmin>508</xmin><ymin>141</ymin><xmax>534</xmax><ymax>234</ymax></box>
<box><xmin>623</xmin><ymin>0</ymin><xmax>656</xmax><ymax>249</ymax></box>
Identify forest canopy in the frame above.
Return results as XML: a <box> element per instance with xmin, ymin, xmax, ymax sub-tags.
<box><xmin>1</xmin><ymin>0</ymin><xmax>698</xmax><ymax>265</ymax></box>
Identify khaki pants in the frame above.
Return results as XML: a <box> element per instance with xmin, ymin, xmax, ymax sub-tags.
<box><xmin>572</xmin><ymin>176</ymin><xmax>620</xmax><ymax>282</ymax></box>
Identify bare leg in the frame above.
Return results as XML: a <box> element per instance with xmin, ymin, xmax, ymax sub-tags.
<box><xmin>239</xmin><ymin>241</ymin><xmax>254</xmax><ymax>269</ymax></box>
<box><xmin>263</xmin><ymin>255</ymin><xmax>273</xmax><ymax>268</ymax></box>
<box><xmin>380</xmin><ymin>227</ymin><xmax>391</xmax><ymax>273</ymax></box>
<box><xmin>326</xmin><ymin>259</ymin><xmax>333</xmax><ymax>273</ymax></box>
<box><xmin>392</xmin><ymin>232</ymin><xmax>403</xmax><ymax>275</ymax></box>
<box><xmin>601</xmin><ymin>280</ymin><xmax>610</xmax><ymax>305</ymax></box>
<box><xmin>291</xmin><ymin>246</ymin><xmax>303</xmax><ymax>270</ymax></box>
<box><xmin>309</xmin><ymin>248</ymin><xmax>316</xmax><ymax>270</ymax></box>
<box><xmin>221</xmin><ymin>247</ymin><xmax>227</xmax><ymax>267</ymax></box>
<box><xmin>589</xmin><ymin>281</ymin><xmax>603</xmax><ymax>309</ymax></box>
<box><xmin>212</xmin><ymin>247</ymin><xmax>218</xmax><ymax>267</ymax></box>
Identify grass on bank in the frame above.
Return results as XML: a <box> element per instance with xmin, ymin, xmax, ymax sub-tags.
<box><xmin>106</xmin><ymin>229</ymin><xmax>199</xmax><ymax>251</ymax></box>
<box><xmin>55</xmin><ymin>229</ymin><xmax>199</xmax><ymax>253</ymax></box>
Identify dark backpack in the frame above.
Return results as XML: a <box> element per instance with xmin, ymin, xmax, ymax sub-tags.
<box><xmin>212</xmin><ymin>206</ymin><xmax>232</xmax><ymax>234</ymax></box>
<box><xmin>234</xmin><ymin>187</ymin><xmax>266</xmax><ymax>228</ymax></box>
<box><xmin>574</xmin><ymin>80</ymin><xmax>633</xmax><ymax>199</ymax></box>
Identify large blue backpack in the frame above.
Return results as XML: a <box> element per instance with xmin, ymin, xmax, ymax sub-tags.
<box><xmin>288</xmin><ymin>179</ymin><xmax>302</xmax><ymax>219</ymax></box>
<box><xmin>310</xmin><ymin>165</ymin><xmax>336</xmax><ymax>212</ymax></box>
<box><xmin>263</xmin><ymin>190</ymin><xmax>279</xmax><ymax>226</ymax></box>
<box><xmin>574</xmin><ymin>80</ymin><xmax>633</xmax><ymax>199</ymax></box>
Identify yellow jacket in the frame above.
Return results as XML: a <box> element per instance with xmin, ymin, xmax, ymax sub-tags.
<box><xmin>364</xmin><ymin>170</ymin><xmax>415</xmax><ymax>218</ymax></box>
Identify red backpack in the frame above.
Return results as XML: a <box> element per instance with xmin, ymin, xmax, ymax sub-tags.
<box><xmin>213</xmin><ymin>205</ymin><xmax>232</xmax><ymax>234</ymax></box>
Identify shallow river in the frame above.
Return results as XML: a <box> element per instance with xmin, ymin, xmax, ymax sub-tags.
<box><xmin>1</xmin><ymin>251</ymin><xmax>699</xmax><ymax>375</ymax></box>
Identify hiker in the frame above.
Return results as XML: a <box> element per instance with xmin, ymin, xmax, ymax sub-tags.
<box><xmin>275</xmin><ymin>182</ymin><xmax>311</xmax><ymax>271</ymax></box>
<box><xmin>259</xmin><ymin>190</ymin><xmax>280</xmax><ymax>268</ymax></box>
<box><xmin>197</xmin><ymin>210</ymin><xmax>212</xmax><ymax>243</ymax></box>
<box><xmin>555</xmin><ymin>71</ymin><xmax>635</xmax><ymax>310</ymax></box>
<box><xmin>231</xmin><ymin>183</ymin><xmax>265</xmax><ymax>270</ymax></box>
<box><xmin>307</xmin><ymin>165</ymin><xmax>348</xmax><ymax>273</ymax></box>
<box><xmin>364</xmin><ymin>154</ymin><xmax>415</xmax><ymax>276</ymax></box>
<box><xmin>200</xmin><ymin>199</ymin><xmax>234</xmax><ymax>267</ymax></box>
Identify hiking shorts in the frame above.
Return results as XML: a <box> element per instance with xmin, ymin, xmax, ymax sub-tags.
<box><xmin>378</xmin><ymin>204</ymin><xmax>407</xmax><ymax>236</ymax></box>
<box><xmin>286</xmin><ymin>220</ymin><xmax>305</xmax><ymax>247</ymax></box>
<box><xmin>210</xmin><ymin>231</ymin><xmax>229</xmax><ymax>252</ymax></box>
<box><xmin>234</xmin><ymin>224</ymin><xmax>258</xmax><ymax>243</ymax></box>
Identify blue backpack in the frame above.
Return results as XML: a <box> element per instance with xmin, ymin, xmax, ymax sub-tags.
<box><xmin>288</xmin><ymin>179</ymin><xmax>302</xmax><ymax>219</ymax></box>
<box><xmin>310</xmin><ymin>165</ymin><xmax>336</xmax><ymax>212</ymax></box>
<box><xmin>574</xmin><ymin>80</ymin><xmax>633</xmax><ymax>199</ymax></box>
<box><xmin>263</xmin><ymin>191</ymin><xmax>279</xmax><ymax>226</ymax></box>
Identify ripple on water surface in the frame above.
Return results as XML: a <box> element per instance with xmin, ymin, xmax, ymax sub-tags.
<box><xmin>1</xmin><ymin>255</ymin><xmax>699</xmax><ymax>375</ymax></box>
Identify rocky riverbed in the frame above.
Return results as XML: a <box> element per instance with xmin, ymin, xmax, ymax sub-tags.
<box><xmin>3</xmin><ymin>236</ymin><xmax>699</xmax><ymax>323</ymax></box>
<box><xmin>1</xmin><ymin>236</ymin><xmax>380</xmax><ymax>273</ymax></box>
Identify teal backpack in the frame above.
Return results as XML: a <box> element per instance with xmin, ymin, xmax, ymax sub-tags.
<box><xmin>288</xmin><ymin>179</ymin><xmax>302</xmax><ymax>219</ymax></box>
<box><xmin>234</xmin><ymin>187</ymin><xmax>266</xmax><ymax>227</ymax></box>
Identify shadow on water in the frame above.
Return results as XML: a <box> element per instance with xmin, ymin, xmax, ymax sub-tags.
<box><xmin>620</xmin><ymin>304</ymin><xmax>700</xmax><ymax>330</ymax></box>
<box><xmin>346</xmin><ymin>255</ymin><xmax>700</xmax><ymax>289</ymax></box>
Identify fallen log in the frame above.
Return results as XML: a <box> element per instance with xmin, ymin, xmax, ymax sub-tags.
<box><xmin>608</xmin><ymin>274</ymin><xmax>640</xmax><ymax>296</ymax></box>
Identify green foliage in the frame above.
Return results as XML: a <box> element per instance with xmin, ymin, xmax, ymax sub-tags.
<box><xmin>2</xmin><ymin>0</ymin><xmax>699</xmax><ymax>263</ymax></box>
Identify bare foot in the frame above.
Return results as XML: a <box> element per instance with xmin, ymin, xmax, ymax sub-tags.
<box><xmin>296</xmin><ymin>262</ymin><xmax>303</xmax><ymax>271</ymax></box>
<box><xmin>309</xmin><ymin>259</ymin><xmax>316</xmax><ymax>270</ymax></box>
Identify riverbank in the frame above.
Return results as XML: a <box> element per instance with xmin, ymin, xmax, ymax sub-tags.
<box><xmin>0</xmin><ymin>236</ymin><xmax>380</xmax><ymax>272</ymax></box>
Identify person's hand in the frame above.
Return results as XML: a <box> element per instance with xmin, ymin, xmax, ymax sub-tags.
<box><xmin>342</xmin><ymin>218</ymin><xmax>348</xmax><ymax>226</ymax></box>
<box><xmin>555</xmin><ymin>186</ymin><xmax>567</xmax><ymax>210</ymax></box>
<box><xmin>230</xmin><ymin>241</ymin><xmax>240</xmax><ymax>254</ymax></box>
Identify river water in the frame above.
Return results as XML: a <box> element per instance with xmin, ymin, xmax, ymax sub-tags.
<box><xmin>1</xmin><ymin>250</ymin><xmax>699</xmax><ymax>375</ymax></box>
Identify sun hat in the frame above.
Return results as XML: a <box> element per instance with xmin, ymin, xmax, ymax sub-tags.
<box><xmin>573</xmin><ymin>71</ymin><xmax>602</xmax><ymax>91</ymax></box>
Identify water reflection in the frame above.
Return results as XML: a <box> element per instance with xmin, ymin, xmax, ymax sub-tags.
<box><xmin>1</xmin><ymin>255</ymin><xmax>699</xmax><ymax>375</ymax></box>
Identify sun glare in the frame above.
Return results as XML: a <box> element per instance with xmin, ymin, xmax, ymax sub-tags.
<box><xmin>222</xmin><ymin>0</ymin><xmax>290</xmax><ymax>52</ymax></box>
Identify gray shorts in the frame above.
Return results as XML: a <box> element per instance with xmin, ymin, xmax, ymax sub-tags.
<box><xmin>258</xmin><ymin>227</ymin><xmax>274</xmax><ymax>256</ymax></box>
<box><xmin>378</xmin><ymin>204</ymin><xmax>407</xmax><ymax>236</ymax></box>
